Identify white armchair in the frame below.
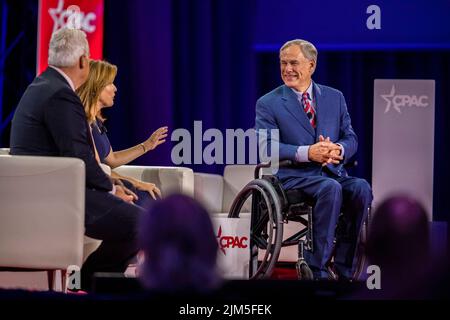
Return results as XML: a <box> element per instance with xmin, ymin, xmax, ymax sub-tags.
<box><xmin>0</xmin><ymin>154</ymin><xmax>85</xmax><ymax>291</ymax></box>
<box><xmin>194</xmin><ymin>165</ymin><xmax>300</xmax><ymax>262</ymax></box>
<box><xmin>0</xmin><ymin>148</ymin><xmax>194</xmax><ymax>290</ymax></box>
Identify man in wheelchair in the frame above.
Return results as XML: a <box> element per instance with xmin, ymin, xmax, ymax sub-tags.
<box><xmin>255</xmin><ymin>39</ymin><xmax>373</xmax><ymax>280</ymax></box>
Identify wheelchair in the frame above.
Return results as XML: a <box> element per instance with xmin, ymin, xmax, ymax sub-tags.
<box><xmin>228</xmin><ymin>160</ymin><xmax>371</xmax><ymax>280</ymax></box>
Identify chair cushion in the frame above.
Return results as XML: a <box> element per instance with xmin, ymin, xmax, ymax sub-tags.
<box><xmin>194</xmin><ymin>173</ymin><xmax>224</xmax><ymax>214</ymax></box>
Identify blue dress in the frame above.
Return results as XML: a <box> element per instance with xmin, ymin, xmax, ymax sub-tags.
<box><xmin>91</xmin><ymin>118</ymin><xmax>154</xmax><ymax>208</ymax></box>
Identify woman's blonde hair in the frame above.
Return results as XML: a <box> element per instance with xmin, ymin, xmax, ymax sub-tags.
<box><xmin>77</xmin><ymin>60</ymin><xmax>117</xmax><ymax>123</ymax></box>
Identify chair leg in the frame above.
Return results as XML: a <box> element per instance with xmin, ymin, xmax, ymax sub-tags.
<box><xmin>61</xmin><ymin>270</ymin><xmax>67</xmax><ymax>293</ymax></box>
<box><xmin>47</xmin><ymin>270</ymin><xmax>55</xmax><ymax>291</ymax></box>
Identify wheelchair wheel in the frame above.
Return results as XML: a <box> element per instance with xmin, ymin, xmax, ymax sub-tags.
<box><xmin>229</xmin><ymin>179</ymin><xmax>283</xmax><ymax>279</ymax></box>
<box><xmin>296</xmin><ymin>259</ymin><xmax>314</xmax><ymax>280</ymax></box>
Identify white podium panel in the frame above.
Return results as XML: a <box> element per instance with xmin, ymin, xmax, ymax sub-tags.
<box><xmin>212</xmin><ymin>216</ymin><xmax>250</xmax><ymax>279</ymax></box>
<box><xmin>373</xmin><ymin>79</ymin><xmax>435</xmax><ymax>220</ymax></box>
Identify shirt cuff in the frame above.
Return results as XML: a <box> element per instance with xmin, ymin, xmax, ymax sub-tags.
<box><xmin>295</xmin><ymin>146</ymin><xmax>311</xmax><ymax>163</ymax></box>
<box><xmin>110</xmin><ymin>184</ymin><xmax>116</xmax><ymax>195</ymax></box>
<box><xmin>337</xmin><ymin>143</ymin><xmax>345</xmax><ymax>158</ymax></box>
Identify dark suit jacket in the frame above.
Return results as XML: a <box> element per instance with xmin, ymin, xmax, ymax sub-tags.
<box><xmin>10</xmin><ymin>67</ymin><xmax>118</xmax><ymax>223</ymax></box>
<box><xmin>255</xmin><ymin>82</ymin><xmax>358</xmax><ymax>182</ymax></box>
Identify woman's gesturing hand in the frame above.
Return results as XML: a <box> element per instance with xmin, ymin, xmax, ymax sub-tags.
<box><xmin>143</xmin><ymin>126</ymin><xmax>168</xmax><ymax>152</ymax></box>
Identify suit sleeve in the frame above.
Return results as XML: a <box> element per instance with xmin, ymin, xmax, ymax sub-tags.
<box><xmin>336</xmin><ymin>92</ymin><xmax>358</xmax><ymax>162</ymax></box>
<box><xmin>255</xmin><ymin>99</ymin><xmax>299</xmax><ymax>161</ymax></box>
<box><xmin>44</xmin><ymin>89</ymin><xmax>113</xmax><ymax>191</ymax></box>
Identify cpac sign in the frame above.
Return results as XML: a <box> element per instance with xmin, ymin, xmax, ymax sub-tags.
<box><xmin>37</xmin><ymin>0</ymin><xmax>104</xmax><ymax>74</ymax></box>
<box><xmin>381</xmin><ymin>85</ymin><xmax>429</xmax><ymax>114</ymax></box>
<box><xmin>48</xmin><ymin>0</ymin><xmax>96</xmax><ymax>33</ymax></box>
<box><xmin>216</xmin><ymin>226</ymin><xmax>248</xmax><ymax>255</ymax></box>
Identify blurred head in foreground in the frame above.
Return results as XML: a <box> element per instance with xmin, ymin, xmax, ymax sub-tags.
<box><xmin>138</xmin><ymin>194</ymin><xmax>220</xmax><ymax>293</ymax></box>
<box><xmin>366</xmin><ymin>194</ymin><xmax>431</xmax><ymax>297</ymax></box>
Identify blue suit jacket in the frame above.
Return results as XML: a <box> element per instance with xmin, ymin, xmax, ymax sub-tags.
<box><xmin>255</xmin><ymin>82</ymin><xmax>357</xmax><ymax>182</ymax></box>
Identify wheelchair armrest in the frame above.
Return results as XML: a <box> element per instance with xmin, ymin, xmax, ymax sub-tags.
<box><xmin>254</xmin><ymin>160</ymin><xmax>293</xmax><ymax>179</ymax></box>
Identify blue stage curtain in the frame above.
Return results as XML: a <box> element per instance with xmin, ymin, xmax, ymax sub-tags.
<box><xmin>171</xmin><ymin>0</ymin><xmax>257</xmax><ymax>174</ymax></box>
<box><xmin>103</xmin><ymin>0</ymin><xmax>174</xmax><ymax>166</ymax></box>
<box><xmin>103</xmin><ymin>0</ymin><xmax>256</xmax><ymax>174</ymax></box>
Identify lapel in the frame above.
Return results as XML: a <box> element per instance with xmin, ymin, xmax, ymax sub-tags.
<box><xmin>282</xmin><ymin>85</ymin><xmax>315</xmax><ymax>138</ymax></box>
<box><xmin>313</xmin><ymin>81</ymin><xmax>330</xmax><ymax>139</ymax></box>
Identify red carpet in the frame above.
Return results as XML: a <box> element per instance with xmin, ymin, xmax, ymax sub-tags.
<box><xmin>270</xmin><ymin>264</ymin><xmax>298</xmax><ymax>280</ymax></box>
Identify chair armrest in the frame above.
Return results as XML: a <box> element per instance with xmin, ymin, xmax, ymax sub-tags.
<box><xmin>194</xmin><ymin>173</ymin><xmax>224</xmax><ymax>214</ymax></box>
<box><xmin>114</xmin><ymin>165</ymin><xmax>194</xmax><ymax>197</ymax></box>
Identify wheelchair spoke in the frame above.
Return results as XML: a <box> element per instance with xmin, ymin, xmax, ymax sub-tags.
<box><xmin>252</xmin><ymin>234</ymin><xmax>268</xmax><ymax>249</ymax></box>
<box><xmin>252</xmin><ymin>209</ymin><xmax>269</xmax><ymax>235</ymax></box>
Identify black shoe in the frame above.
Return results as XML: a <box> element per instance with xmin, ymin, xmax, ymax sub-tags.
<box><xmin>327</xmin><ymin>261</ymin><xmax>355</xmax><ymax>282</ymax></box>
<box><xmin>334</xmin><ymin>268</ymin><xmax>353</xmax><ymax>282</ymax></box>
<box><xmin>313</xmin><ymin>270</ymin><xmax>338</xmax><ymax>281</ymax></box>
<box><xmin>327</xmin><ymin>266</ymin><xmax>339</xmax><ymax>280</ymax></box>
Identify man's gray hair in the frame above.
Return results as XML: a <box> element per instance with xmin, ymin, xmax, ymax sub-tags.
<box><xmin>48</xmin><ymin>28</ymin><xmax>90</xmax><ymax>67</ymax></box>
<box><xmin>280</xmin><ymin>39</ymin><xmax>318</xmax><ymax>69</ymax></box>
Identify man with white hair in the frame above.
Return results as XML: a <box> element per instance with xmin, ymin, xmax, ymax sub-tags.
<box><xmin>10</xmin><ymin>28</ymin><xmax>144</xmax><ymax>290</ymax></box>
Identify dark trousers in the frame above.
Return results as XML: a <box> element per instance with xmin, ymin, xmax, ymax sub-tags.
<box><xmin>283</xmin><ymin>172</ymin><xmax>372</xmax><ymax>279</ymax></box>
<box><xmin>82</xmin><ymin>196</ymin><xmax>146</xmax><ymax>290</ymax></box>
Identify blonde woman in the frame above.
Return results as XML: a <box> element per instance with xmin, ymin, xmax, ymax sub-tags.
<box><xmin>77</xmin><ymin>60</ymin><xmax>167</xmax><ymax>205</ymax></box>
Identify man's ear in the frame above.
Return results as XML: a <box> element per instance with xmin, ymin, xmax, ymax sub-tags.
<box><xmin>79</xmin><ymin>55</ymin><xmax>86</xmax><ymax>69</ymax></box>
<box><xmin>310</xmin><ymin>60</ymin><xmax>315</xmax><ymax>72</ymax></box>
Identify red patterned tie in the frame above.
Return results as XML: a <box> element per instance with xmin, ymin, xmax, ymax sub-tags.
<box><xmin>302</xmin><ymin>92</ymin><xmax>316</xmax><ymax>128</ymax></box>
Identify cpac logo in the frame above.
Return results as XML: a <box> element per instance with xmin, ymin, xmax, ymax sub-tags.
<box><xmin>381</xmin><ymin>85</ymin><xmax>429</xmax><ymax>114</ymax></box>
<box><xmin>216</xmin><ymin>226</ymin><xmax>248</xmax><ymax>255</ymax></box>
<box><xmin>49</xmin><ymin>0</ymin><xmax>97</xmax><ymax>33</ymax></box>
